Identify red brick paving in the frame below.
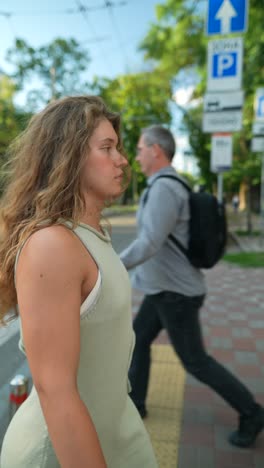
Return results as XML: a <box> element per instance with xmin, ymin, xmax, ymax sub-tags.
<box><xmin>132</xmin><ymin>261</ymin><xmax>264</xmax><ymax>468</ymax></box>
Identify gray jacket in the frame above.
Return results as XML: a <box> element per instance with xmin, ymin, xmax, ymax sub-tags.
<box><xmin>120</xmin><ymin>166</ymin><xmax>206</xmax><ymax>297</ymax></box>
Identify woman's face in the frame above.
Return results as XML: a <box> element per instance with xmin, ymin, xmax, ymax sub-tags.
<box><xmin>81</xmin><ymin>118</ymin><xmax>128</xmax><ymax>203</ymax></box>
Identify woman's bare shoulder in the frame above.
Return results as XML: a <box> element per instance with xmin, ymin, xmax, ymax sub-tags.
<box><xmin>17</xmin><ymin>225</ymin><xmax>82</xmax><ymax>277</ymax></box>
<box><xmin>25</xmin><ymin>224</ymin><xmax>76</xmax><ymax>247</ymax></box>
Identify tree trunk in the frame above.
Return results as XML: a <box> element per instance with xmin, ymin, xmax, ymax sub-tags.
<box><xmin>246</xmin><ymin>182</ymin><xmax>253</xmax><ymax>233</ymax></box>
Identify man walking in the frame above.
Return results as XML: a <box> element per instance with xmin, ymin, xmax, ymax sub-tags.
<box><xmin>120</xmin><ymin>124</ymin><xmax>264</xmax><ymax>448</ymax></box>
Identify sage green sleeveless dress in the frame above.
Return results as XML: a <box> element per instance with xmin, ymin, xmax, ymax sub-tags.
<box><xmin>0</xmin><ymin>223</ymin><xmax>158</xmax><ymax>468</ymax></box>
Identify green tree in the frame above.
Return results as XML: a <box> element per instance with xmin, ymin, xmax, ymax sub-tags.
<box><xmin>94</xmin><ymin>71</ymin><xmax>172</xmax><ymax>202</ymax></box>
<box><xmin>6</xmin><ymin>38</ymin><xmax>91</xmax><ymax>109</ymax></box>
<box><xmin>0</xmin><ymin>74</ymin><xmax>31</xmax><ymax>193</ymax></box>
<box><xmin>140</xmin><ymin>0</ymin><xmax>206</xmax><ymax>79</ymax></box>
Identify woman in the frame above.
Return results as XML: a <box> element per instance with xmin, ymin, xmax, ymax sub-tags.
<box><xmin>0</xmin><ymin>96</ymin><xmax>158</xmax><ymax>467</ymax></box>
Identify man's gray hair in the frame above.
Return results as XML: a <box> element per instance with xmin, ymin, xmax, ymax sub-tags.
<box><xmin>141</xmin><ymin>125</ymin><xmax>176</xmax><ymax>161</ymax></box>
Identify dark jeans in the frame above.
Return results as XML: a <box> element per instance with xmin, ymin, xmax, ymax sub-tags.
<box><xmin>129</xmin><ymin>291</ymin><xmax>256</xmax><ymax>416</ymax></box>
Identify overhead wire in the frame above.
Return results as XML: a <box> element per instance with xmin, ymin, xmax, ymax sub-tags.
<box><xmin>103</xmin><ymin>1</ymin><xmax>129</xmax><ymax>73</ymax></box>
<box><xmin>0</xmin><ymin>11</ymin><xmax>18</xmax><ymax>53</ymax></box>
<box><xmin>74</xmin><ymin>0</ymin><xmax>114</xmax><ymax>72</ymax></box>
<box><xmin>0</xmin><ymin>0</ymin><xmax>165</xmax><ymax>83</ymax></box>
<box><xmin>0</xmin><ymin>5</ymin><xmax>122</xmax><ymax>16</ymax></box>
<box><xmin>0</xmin><ymin>1</ymin><xmax>130</xmax><ymax>73</ymax></box>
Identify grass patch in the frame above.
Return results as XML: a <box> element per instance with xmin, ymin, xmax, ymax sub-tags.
<box><xmin>235</xmin><ymin>230</ymin><xmax>261</xmax><ymax>236</ymax></box>
<box><xmin>223</xmin><ymin>252</ymin><xmax>264</xmax><ymax>267</ymax></box>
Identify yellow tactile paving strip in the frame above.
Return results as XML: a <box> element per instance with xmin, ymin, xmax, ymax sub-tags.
<box><xmin>144</xmin><ymin>345</ymin><xmax>186</xmax><ymax>468</ymax></box>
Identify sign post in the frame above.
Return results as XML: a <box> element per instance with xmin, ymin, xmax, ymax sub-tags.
<box><xmin>252</xmin><ymin>88</ymin><xmax>264</xmax><ymax>242</ymax></box>
<box><xmin>211</xmin><ymin>133</ymin><xmax>233</xmax><ymax>203</ymax></box>
<box><xmin>205</xmin><ymin>0</ymin><xmax>247</xmax><ymax>203</ymax></box>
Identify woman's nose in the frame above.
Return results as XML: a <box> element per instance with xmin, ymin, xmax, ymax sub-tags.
<box><xmin>114</xmin><ymin>150</ymin><xmax>128</xmax><ymax>167</ymax></box>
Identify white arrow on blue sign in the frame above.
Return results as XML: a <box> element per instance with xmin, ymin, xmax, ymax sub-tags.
<box><xmin>206</xmin><ymin>0</ymin><xmax>248</xmax><ymax>35</ymax></box>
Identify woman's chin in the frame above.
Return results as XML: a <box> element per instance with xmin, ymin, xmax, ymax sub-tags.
<box><xmin>101</xmin><ymin>190</ymin><xmax>122</xmax><ymax>205</ymax></box>
<box><xmin>111</xmin><ymin>185</ymin><xmax>125</xmax><ymax>199</ymax></box>
<box><xmin>111</xmin><ymin>190</ymin><xmax>123</xmax><ymax>201</ymax></box>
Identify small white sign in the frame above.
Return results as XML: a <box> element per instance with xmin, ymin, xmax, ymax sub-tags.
<box><xmin>203</xmin><ymin>111</ymin><xmax>242</xmax><ymax>133</ymax></box>
<box><xmin>203</xmin><ymin>90</ymin><xmax>243</xmax><ymax>133</ymax></box>
<box><xmin>252</xmin><ymin>121</ymin><xmax>264</xmax><ymax>136</ymax></box>
<box><xmin>251</xmin><ymin>137</ymin><xmax>264</xmax><ymax>152</ymax></box>
<box><xmin>207</xmin><ymin>37</ymin><xmax>243</xmax><ymax>91</ymax></box>
<box><xmin>211</xmin><ymin>133</ymin><xmax>233</xmax><ymax>172</ymax></box>
<box><xmin>204</xmin><ymin>90</ymin><xmax>244</xmax><ymax>112</ymax></box>
<box><xmin>254</xmin><ymin>88</ymin><xmax>264</xmax><ymax>121</ymax></box>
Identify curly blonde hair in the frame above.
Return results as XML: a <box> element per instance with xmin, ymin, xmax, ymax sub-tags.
<box><xmin>0</xmin><ymin>95</ymin><xmax>128</xmax><ymax>323</ymax></box>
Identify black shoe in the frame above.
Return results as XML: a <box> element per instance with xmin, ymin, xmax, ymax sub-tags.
<box><xmin>229</xmin><ymin>405</ymin><xmax>264</xmax><ymax>448</ymax></box>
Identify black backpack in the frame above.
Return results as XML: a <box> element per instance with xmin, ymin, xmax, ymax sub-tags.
<box><xmin>144</xmin><ymin>174</ymin><xmax>227</xmax><ymax>269</ymax></box>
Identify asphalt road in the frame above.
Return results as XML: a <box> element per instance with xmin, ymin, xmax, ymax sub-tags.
<box><xmin>0</xmin><ymin>216</ymin><xmax>137</xmax><ymax>447</ymax></box>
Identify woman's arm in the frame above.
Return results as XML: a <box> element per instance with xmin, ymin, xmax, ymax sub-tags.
<box><xmin>16</xmin><ymin>226</ymin><xmax>106</xmax><ymax>468</ymax></box>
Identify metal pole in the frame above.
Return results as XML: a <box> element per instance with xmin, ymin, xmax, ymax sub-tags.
<box><xmin>217</xmin><ymin>172</ymin><xmax>223</xmax><ymax>203</ymax></box>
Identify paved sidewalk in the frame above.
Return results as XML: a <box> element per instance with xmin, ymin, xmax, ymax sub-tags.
<box><xmin>0</xmin><ymin>318</ymin><xmax>19</xmax><ymax>347</ymax></box>
<box><xmin>144</xmin><ymin>345</ymin><xmax>185</xmax><ymax>468</ymax></box>
<box><xmin>132</xmin><ymin>261</ymin><xmax>264</xmax><ymax>468</ymax></box>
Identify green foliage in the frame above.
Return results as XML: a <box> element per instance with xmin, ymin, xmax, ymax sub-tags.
<box><xmin>224</xmin><ymin>133</ymin><xmax>262</xmax><ymax>192</ymax></box>
<box><xmin>0</xmin><ymin>75</ymin><xmax>32</xmax><ymax>193</ymax></box>
<box><xmin>6</xmin><ymin>38</ymin><xmax>91</xmax><ymax>108</ymax></box>
<box><xmin>140</xmin><ymin>1</ymin><xmax>206</xmax><ymax>77</ymax></box>
<box><xmin>182</xmin><ymin>105</ymin><xmax>214</xmax><ymax>189</ymax></box>
<box><xmin>235</xmin><ymin>230</ymin><xmax>261</xmax><ymax>236</ymax></box>
<box><xmin>223</xmin><ymin>252</ymin><xmax>264</xmax><ymax>268</ymax></box>
<box><xmin>177</xmin><ymin>170</ymin><xmax>198</xmax><ymax>188</ymax></box>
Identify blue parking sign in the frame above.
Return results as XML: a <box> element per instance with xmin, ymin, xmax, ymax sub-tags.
<box><xmin>207</xmin><ymin>38</ymin><xmax>243</xmax><ymax>91</ymax></box>
<box><xmin>213</xmin><ymin>52</ymin><xmax>237</xmax><ymax>78</ymax></box>
<box><xmin>206</xmin><ymin>0</ymin><xmax>248</xmax><ymax>35</ymax></box>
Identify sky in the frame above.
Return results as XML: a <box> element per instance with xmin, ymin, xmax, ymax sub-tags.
<box><xmin>0</xmin><ymin>0</ymin><xmax>198</xmax><ymax>174</ymax></box>
<box><xmin>0</xmin><ymin>0</ymin><xmax>163</xmax><ymax>81</ymax></box>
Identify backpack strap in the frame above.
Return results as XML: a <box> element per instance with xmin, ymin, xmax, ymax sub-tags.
<box><xmin>142</xmin><ymin>174</ymin><xmax>191</xmax><ymax>258</ymax></box>
<box><xmin>153</xmin><ymin>174</ymin><xmax>191</xmax><ymax>193</ymax></box>
<box><xmin>142</xmin><ymin>174</ymin><xmax>191</xmax><ymax>205</ymax></box>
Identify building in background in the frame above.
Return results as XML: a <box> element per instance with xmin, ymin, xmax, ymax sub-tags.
<box><xmin>172</xmin><ymin>134</ymin><xmax>200</xmax><ymax>176</ymax></box>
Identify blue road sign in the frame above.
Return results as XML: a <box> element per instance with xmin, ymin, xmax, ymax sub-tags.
<box><xmin>213</xmin><ymin>52</ymin><xmax>237</xmax><ymax>78</ymax></box>
<box><xmin>207</xmin><ymin>38</ymin><xmax>243</xmax><ymax>91</ymax></box>
<box><xmin>255</xmin><ymin>89</ymin><xmax>264</xmax><ymax>121</ymax></box>
<box><xmin>206</xmin><ymin>0</ymin><xmax>248</xmax><ymax>35</ymax></box>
